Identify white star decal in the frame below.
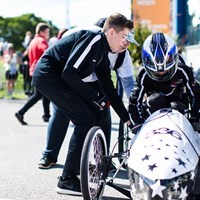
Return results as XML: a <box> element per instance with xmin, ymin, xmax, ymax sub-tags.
<box><xmin>168</xmin><ymin>193</ymin><xmax>173</xmax><ymax>200</ymax></box>
<box><xmin>143</xmin><ymin>193</ymin><xmax>148</xmax><ymax>200</ymax></box>
<box><xmin>131</xmin><ymin>184</ymin><xmax>136</xmax><ymax>194</ymax></box>
<box><xmin>173</xmin><ymin>180</ymin><xmax>179</xmax><ymax>191</ymax></box>
<box><xmin>150</xmin><ymin>180</ymin><xmax>166</xmax><ymax>198</ymax></box>
<box><xmin>190</xmin><ymin>171</ymin><xmax>195</xmax><ymax>180</ymax></box>
<box><xmin>134</xmin><ymin>193</ymin><xmax>142</xmax><ymax>200</ymax></box>
<box><xmin>179</xmin><ymin>186</ymin><xmax>188</xmax><ymax>200</ymax></box>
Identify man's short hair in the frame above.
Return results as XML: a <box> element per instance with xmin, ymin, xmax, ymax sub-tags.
<box><xmin>102</xmin><ymin>13</ymin><xmax>133</xmax><ymax>33</ymax></box>
<box><xmin>35</xmin><ymin>23</ymin><xmax>49</xmax><ymax>34</ymax></box>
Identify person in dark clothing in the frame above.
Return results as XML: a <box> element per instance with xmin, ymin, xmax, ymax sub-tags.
<box><xmin>129</xmin><ymin>32</ymin><xmax>200</xmax><ymax>132</ymax></box>
<box><xmin>15</xmin><ymin>23</ymin><xmax>51</xmax><ymax>125</ymax></box>
<box><xmin>37</xmin><ymin>17</ymin><xmax>138</xmax><ymax>172</ymax></box>
<box><xmin>20</xmin><ymin>31</ymin><xmax>33</xmax><ymax>96</ymax></box>
<box><xmin>32</xmin><ymin>13</ymin><xmax>134</xmax><ymax>195</ymax></box>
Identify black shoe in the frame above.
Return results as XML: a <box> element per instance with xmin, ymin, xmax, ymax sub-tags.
<box><xmin>42</xmin><ymin>115</ymin><xmax>50</xmax><ymax>122</ymax></box>
<box><xmin>38</xmin><ymin>156</ymin><xmax>56</xmax><ymax>169</ymax></box>
<box><xmin>56</xmin><ymin>176</ymin><xmax>81</xmax><ymax>196</ymax></box>
<box><xmin>15</xmin><ymin>112</ymin><xmax>27</xmax><ymax>125</ymax></box>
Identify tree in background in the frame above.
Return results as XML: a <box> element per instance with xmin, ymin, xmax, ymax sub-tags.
<box><xmin>0</xmin><ymin>14</ymin><xmax>58</xmax><ymax>51</ymax></box>
<box><xmin>128</xmin><ymin>24</ymin><xmax>152</xmax><ymax>67</ymax></box>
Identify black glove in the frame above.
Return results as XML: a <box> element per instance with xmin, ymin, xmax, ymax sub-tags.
<box><xmin>93</xmin><ymin>95</ymin><xmax>109</xmax><ymax>110</ymax></box>
<box><xmin>190</xmin><ymin>116</ymin><xmax>200</xmax><ymax>123</ymax></box>
<box><xmin>170</xmin><ymin>102</ymin><xmax>188</xmax><ymax>115</ymax></box>
<box><xmin>128</xmin><ymin>103</ymin><xmax>145</xmax><ymax>125</ymax></box>
<box><xmin>190</xmin><ymin>108</ymin><xmax>200</xmax><ymax>123</ymax></box>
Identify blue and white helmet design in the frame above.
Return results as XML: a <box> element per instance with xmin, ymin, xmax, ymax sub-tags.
<box><xmin>142</xmin><ymin>33</ymin><xmax>178</xmax><ymax>82</ymax></box>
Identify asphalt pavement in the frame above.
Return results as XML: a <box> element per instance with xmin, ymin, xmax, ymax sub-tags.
<box><xmin>0</xmin><ymin>99</ymin><xmax>130</xmax><ymax>200</ymax></box>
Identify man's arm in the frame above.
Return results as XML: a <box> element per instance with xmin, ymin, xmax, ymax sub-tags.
<box><xmin>96</xmin><ymin>54</ymin><xmax>130</xmax><ymax>124</ymax></box>
<box><xmin>115</xmin><ymin>50</ymin><xmax>135</xmax><ymax>98</ymax></box>
<box><xmin>62</xmin><ymin>32</ymin><xmax>101</xmax><ymax>101</ymax></box>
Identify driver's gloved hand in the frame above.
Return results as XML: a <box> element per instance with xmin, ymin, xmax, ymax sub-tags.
<box><xmin>128</xmin><ymin>104</ymin><xmax>144</xmax><ymax>124</ymax></box>
<box><xmin>170</xmin><ymin>101</ymin><xmax>188</xmax><ymax>115</ymax></box>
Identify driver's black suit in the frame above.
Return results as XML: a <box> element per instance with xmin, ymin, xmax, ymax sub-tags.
<box><xmin>129</xmin><ymin>63</ymin><xmax>200</xmax><ymax>127</ymax></box>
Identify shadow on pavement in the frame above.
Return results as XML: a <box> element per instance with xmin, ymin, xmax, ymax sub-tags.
<box><xmin>53</xmin><ymin>164</ymin><xmax>64</xmax><ymax>169</ymax></box>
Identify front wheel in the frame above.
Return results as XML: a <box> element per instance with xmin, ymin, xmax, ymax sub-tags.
<box><xmin>80</xmin><ymin>126</ymin><xmax>108</xmax><ymax>200</ymax></box>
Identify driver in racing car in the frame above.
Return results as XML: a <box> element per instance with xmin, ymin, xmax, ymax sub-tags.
<box><xmin>128</xmin><ymin>32</ymin><xmax>200</xmax><ymax>132</ymax></box>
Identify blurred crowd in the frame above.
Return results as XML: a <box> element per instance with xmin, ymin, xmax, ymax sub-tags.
<box><xmin>0</xmin><ymin>27</ymin><xmax>68</xmax><ymax>99</ymax></box>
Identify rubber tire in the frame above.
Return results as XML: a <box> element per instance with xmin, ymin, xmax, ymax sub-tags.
<box><xmin>80</xmin><ymin>126</ymin><xmax>108</xmax><ymax>200</ymax></box>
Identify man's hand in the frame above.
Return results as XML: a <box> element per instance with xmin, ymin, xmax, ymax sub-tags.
<box><xmin>126</xmin><ymin>120</ymin><xmax>143</xmax><ymax>134</ymax></box>
<box><xmin>126</xmin><ymin>120</ymin><xmax>133</xmax><ymax>129</ymax></box>
<box><xmin>126</xmin><ymin>120</ymin><xmax>138</xmax><ymax>134</ymax></box>
<box><xmin>93</xmin><ymin>95</ymin><xmax>109</xmax><ymax>110</ymax></box>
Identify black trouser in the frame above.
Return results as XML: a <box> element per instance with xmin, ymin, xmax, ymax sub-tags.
<box><xmin>18</xmin><ymin>86</ymin><xmax>50</xmax><ymax>117</ymax></box>
<box><xmin>34</xmin><ymin>78</ymin><xmax>109</xmax><ymax>178</ymax></box>
<box><xmin>22</xmin><ymin>64</ymin><xmax>32</xmax><ymax>94</ymax></box>
<box><xmin>42</xmin><ymin>103</ymin><xmax>111</xmax><ymax>163</ymax></box>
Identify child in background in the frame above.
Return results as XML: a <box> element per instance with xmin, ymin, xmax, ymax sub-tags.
<box><xmin>3</xmin><ymin>43</ymin><xmax>21</xmax><ymax>99</ymax></box>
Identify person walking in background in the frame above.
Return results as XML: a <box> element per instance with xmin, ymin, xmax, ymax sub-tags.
<box><xmin>15</xmin><ymin>22</ymin><xmax>51</xmax><ymax>125</ymax></box>
<box><xmin>22</xmin><ymin>31</ymin><xmax>33</xmax><ymax>49</ymax></box>
<box><xmin>3</xmin><ymin>43</ymin><xmax>21</xmax><ymax>99</ymax></box>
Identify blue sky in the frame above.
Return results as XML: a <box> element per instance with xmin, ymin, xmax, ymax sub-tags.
<box><xmin>0</xmin><ymin>0</ymin><xmax>131</xmax><ymax>28</ymax></box>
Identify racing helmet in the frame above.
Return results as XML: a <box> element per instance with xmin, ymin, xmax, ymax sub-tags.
<box><xmin>142</xmin><ymin>33</ymin><xmax>178</xmax><ymax>82</ymax></box>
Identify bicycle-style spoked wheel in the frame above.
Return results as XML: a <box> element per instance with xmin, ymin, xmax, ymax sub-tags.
<box><xmin>80</xmin><ymin>126</ymin><xmax>108</xmax><ymax>200</ymax></box>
